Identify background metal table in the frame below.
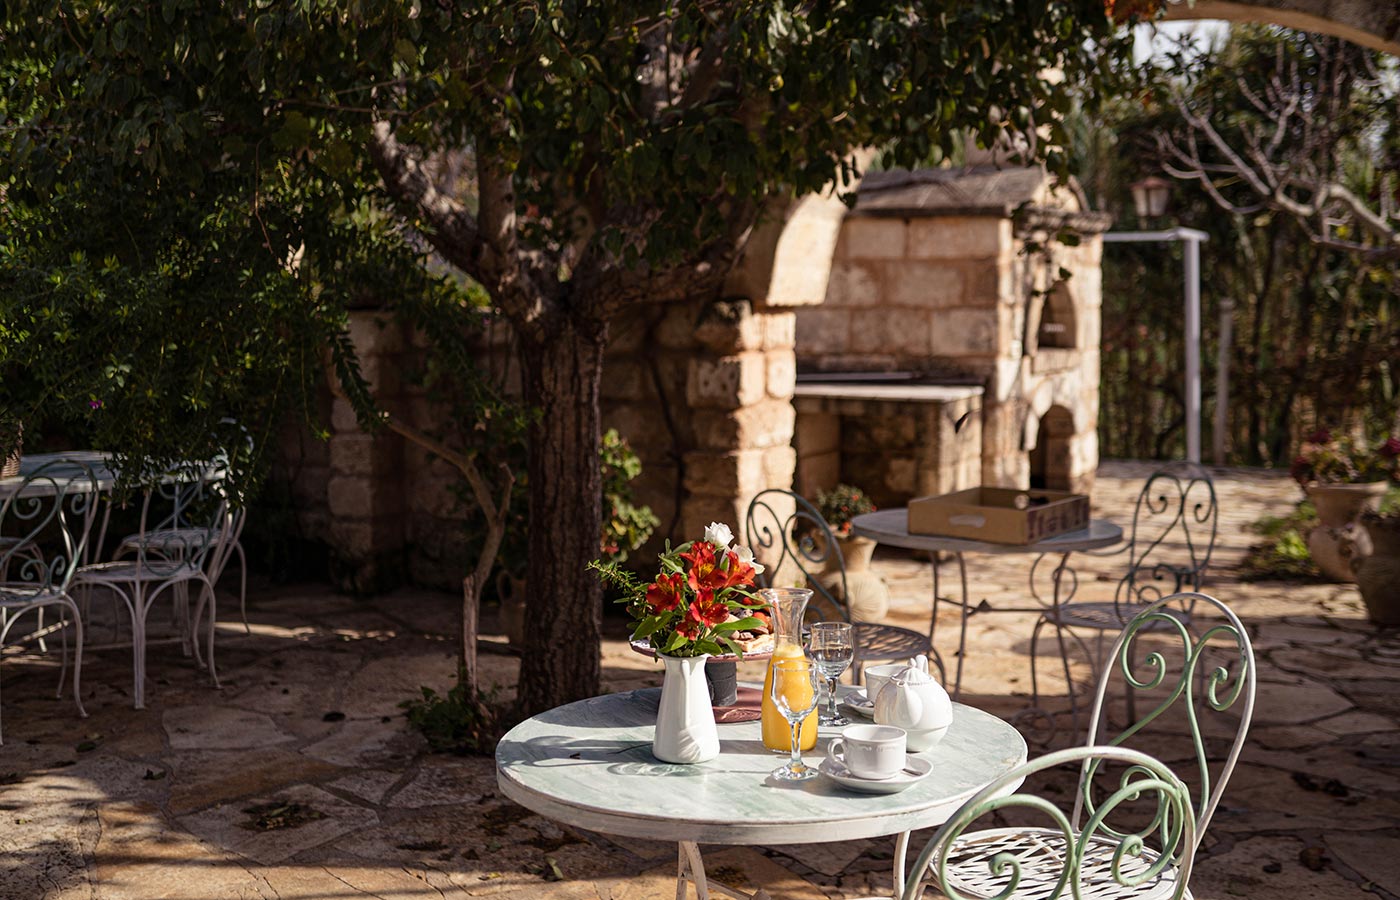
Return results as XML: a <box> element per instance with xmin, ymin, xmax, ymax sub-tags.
<box><xmin>496</xmin><ymin>686</ymin><xmax>1027</xmax><ymax>900</ymax></box>
<box><xmin>851</xmin><ymin>509</ymin><xmax>1122</xmax><ymax>708</ymax></box>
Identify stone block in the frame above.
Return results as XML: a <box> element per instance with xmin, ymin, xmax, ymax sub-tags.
<box><xmin>765</xmin><ymin>350</ymin><xmax>797</xmax><ymax>400</ymax></box>
<box><xmin>970</xmin><ymin>258</ymin><xmax>1017</xmax><ymax>305</ymax></box>
<box><xmin>842</xmin><ymin>218</ymin><xmax>907</xmax><ymax>260</ymax></box>
<box><xmin>928</xmin><ymin>309</ymin><xmax>997</xmax><ymax>357</ymax></box>
<box><xmin>886</xmin><ymin>457</ymin><xmax>917</xmax><ymax>494</ymax></box>
<box><xmin>794</xmin><ymin>308</ymin><xmax>852</xmax><ymax>356</ymax></box>
<box><xmin>824</xmin><ymin>261</ymin><xmax>883</xmax><ymax>307</ymax></box>
<box><xmin>908</xmin><ymin>217</ymin><xmax>1011</xmax><ymax>260</ymax></box>
<box><xmin>682</xmin><ymin>449</ymin><xmax>765</xmax><ymax>497</ymax></box>
<box><xmin>681</xmin><ymin>495</ymin><xmax>747</xmax><ymax>547</ymax></box>
<box><xmin>685</xmin><ymin>353</ymin><xmax>767</xmax><ymax>409</ymax></box>
<box><xmin>328</xmin><ymin>519</ymin><xmax>377</xmax><ymax>557</ymax></box>
<box><xmin>330</xmin><ymin>398</ymin><xmax>362</xmax><ymax>433</ymax></box>
<box><xmin>762</xmin><ymin>445</ymin><xmax>797</xmax><ymax>488</ymax></box>
<box><xmin>410</xmin><ymin>473</ymin><xmax>462</xmax><ymax>520</ymax></box>
<box><xmin>691</xmin><ymin>400</ymin><xmax>796</xmax><ymax>451</ymax></box>
<box><xmin>600</xmin><ymin>360</ymin><xmax>649</xmax><ymax>402</ymax></box>
<box><xmin>347</xmin><ymin>312</ymin><xmax>403</xmax><ymax>355</ymax></box>
<box><xmin>885</xmin><ymin>262</ymin><xmax>965</xmax><ymax>308</ymax></box>
<box><xmin>329</xmin><ymin>434</ymin><xmax>381</xmax><ymax>477</ymax></box>
<box><xmin>655</xmin><ymin>302</ymin><xmax>701</xmax><ymax>351</ymax></box>
<box><xmin>607</xmin><ymin>315</ymin><xmax>648</xmax><ymax>354</ymax></box>
<box><xmin>795</xmin><ymin>410</ymin><xmax>840</xmax><ymax>456</ymax></box>
<box><xmin>850</xmin><ymin>307</ymin><xmax>932</xmax><ymax>358</ymax></box>
<box><xmin>327</xmin><ymin>476</ymin><xmax>375</xmax><ymax>519</ymax></box>
<box><xmin>695</xmin><ymin>300</ymin><xmax>764</xmax><ymax>355</ymax></box>
<box><xmin>762</xmin><ymin>312</ymin><xmax>796</xmax><ymax>350</ymax></box>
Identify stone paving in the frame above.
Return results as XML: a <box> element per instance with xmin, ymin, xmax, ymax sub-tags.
<box><xmin>0</xmin><ymin>461</ymin><xmax>1397</xmax><ymax>899</ymax></box>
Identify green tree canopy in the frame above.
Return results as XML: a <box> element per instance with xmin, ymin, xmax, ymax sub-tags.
<box><xmin>2</xmin><ymin>1</ymin><xmax>1136</xmax><ymax>713</ymax></box>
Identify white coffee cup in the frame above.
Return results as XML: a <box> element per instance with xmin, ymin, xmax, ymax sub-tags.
<box><xmin>863</xmin><ymin>664</ymin><xmax>907</xmax><ymax>706</ymax></box>
<box><xmin>826</xmin><ymin>724</ymin><xmax>907</xmax><ymax>779</ymax></box>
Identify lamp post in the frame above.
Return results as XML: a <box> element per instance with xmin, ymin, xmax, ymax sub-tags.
<box><xmin>1103</xmin><ymin>176</ymin><xmax>1206</xmax><ymax>463</ymax></box>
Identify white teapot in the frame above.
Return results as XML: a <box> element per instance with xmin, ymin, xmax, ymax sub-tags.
<box><xmin>872</xmin><ymin>655</ymin><xmax>952</xmax><ymax>751</ymax></box>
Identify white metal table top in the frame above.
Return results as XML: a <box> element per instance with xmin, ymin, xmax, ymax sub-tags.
<box><xmin>495</xmin><ymin>687</ymin><xmax>1026</xmax><ymax>845</ymax></box>
<box><xmin>851</xmin><ymin>508</ymin><xmax>1123</xmax><ymax>555</ymax></box>
<box><xmin>0</xmin><ymin>451</ymin><xmax>117</xmax><ymax>496</ymax></box>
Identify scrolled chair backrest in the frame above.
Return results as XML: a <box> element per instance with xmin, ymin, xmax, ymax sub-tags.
<box><xmin>0</xmin><ymin>458</ymin><xmax>101</xmax><ymax>597</ymax></box>
<box><xmin>1116</xmin><ymin>463</ymin><xmax>1218</xmax><ymax>614</ymax></box>
<box><xmin>1080</xmin><ymin>592</ymin><xmax>1255</xmax><ymax>844</ymax></box>
<box><xmin>906</xmin><ymin>745</ymin><xmax>1197</xmax><ymax>900</ymax></box>
<box><xmin>743</xmin><ymin>488</ymin><xmax>849</xmax><ymax>623</ymax></box>
<box><xmin>130</xmin><ymin>472</ymin><xmax>230</xmax><ymax>572</ymax></box>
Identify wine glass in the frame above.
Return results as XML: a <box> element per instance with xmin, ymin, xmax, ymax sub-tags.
<box><xmin>768</xmin><ymin>657</ymin><xmax>821</xmax><ymax>781</ymax></box>
<box><xmin>808</xmin><ymin>621</ymin><xmax>854</xmax><ymax>726</ymax></box>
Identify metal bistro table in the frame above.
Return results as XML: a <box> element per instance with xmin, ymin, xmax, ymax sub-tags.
<box><xmin>496</xmin><ymin>686</ymin><xmax>1027</xmax><ymax>900</ymax></box>
<box><xmin>851</xmin><ymin>509</ymin><xmax>1121</xmax><ymax>719</ymax></box>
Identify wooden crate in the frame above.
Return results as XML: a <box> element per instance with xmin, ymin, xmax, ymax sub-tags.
<box><xmin>908</xmin><ymin>487</ymin><xmax>1089</xmax><ymax>544</ymax></box>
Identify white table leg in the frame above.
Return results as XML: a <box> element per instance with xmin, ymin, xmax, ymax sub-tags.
<box><xmin>676</xmin><ymin>841</ymin><xmax>757</xmax><ymax>900</ymax></box>
<box><xmin>892</xmin><ymin>829</ymin><xmax>910</xmax><ymax>900</ymax></box>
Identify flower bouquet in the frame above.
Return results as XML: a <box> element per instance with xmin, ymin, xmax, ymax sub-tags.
<box><xmin>594</xmin><ymin>522</ymin><xmax>769</xmax><ymax>658</ymax></box>
<box><xmin>1290</xmin><ymin>428</ymin><xmax>1400</xmax><ymax>487</ymax></box>
<box><xmin>591</xmin><ymin>522</ymin><xmax>770</xmax><ymax>764</ymax></box>
<box><xmin>816</xmin><ymin>484</ymin><xmax>876</xmax><ymax>538</ymax></box>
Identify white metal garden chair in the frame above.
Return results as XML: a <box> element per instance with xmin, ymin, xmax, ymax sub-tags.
<box><xmin>901</xmin><ymin>745</ymin><xmax>1197</xmax><ymax>900</ymax></box>
<box><xmin>910</xmin><ymin>592</ymin><xmax>1254</xmax><ymax>900</ymax></box>
<box><xmin>73</xmin><ymin>475</ymin><xmax>231</xmax><ymax>709</ymax></box>
<box><xmin>0</xmin><ymin>459</ymin><xmax>100</xmax><ymax>743</ymax></box>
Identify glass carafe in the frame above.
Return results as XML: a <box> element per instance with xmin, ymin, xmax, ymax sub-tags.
<box><xmin>760</xmin><ymin>587</ymin><xmax>818</xmax><ymax>752</ymax></box>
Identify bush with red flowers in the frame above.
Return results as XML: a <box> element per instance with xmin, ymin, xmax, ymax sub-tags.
<box><xmin>1291</xmin><ymin>428</ymin><xmax>1400</xmax><ymax>487</ymax></box>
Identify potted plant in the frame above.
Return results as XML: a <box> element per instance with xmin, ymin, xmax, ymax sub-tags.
<box><xmin>0</xmin><ymin>416</ymin><xmax>20</xmax><ymax>479</ymax></box>
<box><xmin>1291</xmin><ymin>429</ymin><xmax>1399</xmax><ymax>582</ymax></box>
<box><xmin>816</xmin><ymin>484</ymin><xmax>878</xmax><ymax>573</ymax></box>
<box><xmin>591</xmin><ymin>522</ymin><xmax>766</xmax><ymax>764</ymax></box>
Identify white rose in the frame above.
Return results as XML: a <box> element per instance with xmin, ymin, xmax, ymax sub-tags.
<box><xmin>703</xmin><ymin>522</ymin><xmax>734</xmax><ymax>550</ymax></box>
<box><xmin>734</xmin><ymin>544</ymin><xmax>765</xmax><ymax>575</ymax></box>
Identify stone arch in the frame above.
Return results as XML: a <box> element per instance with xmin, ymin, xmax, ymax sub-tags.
<box><xmin>1028</xmin><ymin>405</ymin><xmax>1077</xmax><ymax>491</ymax></box>
<box><xmin>1036</xmin><ymin>280</ymin><xmax>1079</xmax><ymax>350</ymax></box>
<box><xmin>1163</xmin><ymin>1</ymin><xmax>1400</xmax><ymax>57</ymax></box>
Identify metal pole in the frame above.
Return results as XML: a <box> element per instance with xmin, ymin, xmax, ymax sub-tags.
<box><xmin>1214</xmin><ymin>297</ymin><xmax>1234</xmax><ymax>467</ymax></box>
<box><xmin>1183</xmin><ymin>235</ymin><xmax>1202</xmax><ymax>463</ymax></box>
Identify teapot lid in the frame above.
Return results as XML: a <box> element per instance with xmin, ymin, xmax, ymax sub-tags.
<box><xmin>891</xmin><ymin>655</ymin><xmax>936</xmax><ymax>686</ymax></box>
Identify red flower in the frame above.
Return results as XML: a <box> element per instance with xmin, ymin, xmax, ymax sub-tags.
<box><xmin>687</xmin><ymin>588</ymin><xmax>730</xmax><ymax>629</ymax></box>
<box><xmin>1380</xmin><ymin>437</ymin><xmax>1400</xmax><ymax>459</ymax></box>
<box><xmin>1306</xmin><ymin>427</ymin><xmax>1332</xmax><ymax>445</ymax></box>
<box><xmin>682</xmin><ymin>541</ymin><xmax>735</xmax><ymax>592</ymax></box>
<box><xmin>646</xmin><ymin>572</ymin><xmax>685</xmax><ymax>613</ymax></box>
<box><xmin>676</xmin><ymin>616</ymin><xmax>702</xmax><ymax>640</ymax></box>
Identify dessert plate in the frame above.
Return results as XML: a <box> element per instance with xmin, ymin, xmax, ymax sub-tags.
<box><xmin>819</xmin><ymin>754</ymin><xmax>932</xmax><ymax>794</ymax></box>
<box><xmin>841</xmin><ymin>691</ymin><xmax>876</xmax><ymax>718</ymax></box>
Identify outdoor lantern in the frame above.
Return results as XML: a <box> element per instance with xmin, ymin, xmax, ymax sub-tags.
<box><xmin>1130</xmin><ymin>176</ymin><xmax>1171</xmax><ymax>221</ymax></box>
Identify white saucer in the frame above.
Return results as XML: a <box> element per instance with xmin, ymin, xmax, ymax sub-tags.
<box><xmin>841</xmin><ymin>691</ymin><xmax>876</xmax><ymax>718</ymax></box>
<box><xmin>819</xmin><ymin>755</ymin><xmax>932</xmax><ymax>794</ymax></box>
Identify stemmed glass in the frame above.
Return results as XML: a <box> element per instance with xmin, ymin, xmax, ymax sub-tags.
<box><xmin>768</xmin><ymin>657</ymin><xmax>821</xmax><ymax>781</ymax></box>
<box><xmin>808</xmin><ymin>621</ymin><xmax>854</xmax><ymax>726</ymax></box>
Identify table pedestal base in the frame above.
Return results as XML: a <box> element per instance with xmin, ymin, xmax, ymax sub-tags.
<box><xmin>674</xmin><ymin>832</ymin><xmax>913</xmax><ymax>900</ymax></box>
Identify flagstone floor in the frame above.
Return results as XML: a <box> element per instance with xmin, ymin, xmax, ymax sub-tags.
<box><xmin>1</xmin><ymin>461</ymin><xmax>1397</xmax><ymax>899</ymax></box>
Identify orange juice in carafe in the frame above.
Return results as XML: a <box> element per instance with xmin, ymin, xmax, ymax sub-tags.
<box><xmin>762</xmin><ymin>643</ymin><xmax>817</xmax><ymax>750</ymax></box>
<box><xmin>759</xmin><ymin>588</ymin><xmax>818</xmax><ymax>751</ymax></box>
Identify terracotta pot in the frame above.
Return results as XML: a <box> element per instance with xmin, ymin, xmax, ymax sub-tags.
<box><xmin>818</xmin><ymin>535</ymin><xmax>888</xmax><ymax>622</ymax></box>
<box><xmin>1306</xmin><ymin>482</ymin><xmax>1388</xmax><ymax>583</ymax></box>
<box><xmin>1354</xmin><ymin>517</ymin><xmax>1400</xmax><ymax>626</ymax></box>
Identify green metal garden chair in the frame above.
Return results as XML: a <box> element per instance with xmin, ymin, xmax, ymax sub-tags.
<box><xmin>902</xmin><ymin>745</ymin><xmax>1197</xmax><ymax>900</ymax></box>
<box><xmin>908</xmin><ymin>591</ymin><xmax>1254</xmax><ymax>900</ymax></box>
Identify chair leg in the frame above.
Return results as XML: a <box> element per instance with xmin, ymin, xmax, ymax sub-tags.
<box><xmin>234</xmin><ymin>541</ymin><xmax>249</xmax><ymax>635</ymax></box>
<box><xmin>63</xmin><ymin>598</ymin><xmax>87</xmax><ymax>719</ymax></box>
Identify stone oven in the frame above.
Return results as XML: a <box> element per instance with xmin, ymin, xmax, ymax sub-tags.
<box><xmin>793</xmin><ymin>165</ymin><xmax>1110</xmax><ymax>507</ymax></box>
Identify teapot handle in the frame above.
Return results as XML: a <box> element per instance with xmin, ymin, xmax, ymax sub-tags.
<box><xmin>909</xmin><ymin>655</ymin><xmax>929</xmax><ymax>675</ymax></box>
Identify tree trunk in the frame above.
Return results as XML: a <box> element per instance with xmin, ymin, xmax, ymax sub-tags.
<box><xmin>461</xmin><ymin>574</ymin><xmax>479</xmax><ymax>693</ymax></box>
<box><xmin>514</xmin><ymin>316</ymin><xmax>607</xmax><ymax>715</ymax></box>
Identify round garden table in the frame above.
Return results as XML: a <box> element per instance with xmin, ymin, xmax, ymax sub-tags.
<box><xmin>496</xmin><ymin>685</ymin><xmax>1027</xmax><ymax>900</ymax></box>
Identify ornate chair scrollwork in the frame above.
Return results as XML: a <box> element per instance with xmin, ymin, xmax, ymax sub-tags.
<box><xmin>914</xmin><ymin>593</ymin><xmax>1253</xmax><ymax>900</ymax></box>
<box><xmin>0</xmin><ymin>459</ymin><xmax>100</xmax><ymax>743</ymax></box>
<box><xmin>906</xmin><ymin>745</ymin><xmax>1197</xmax><ymax>900</ymax></box>
<box><xmin>1032</xmin><ymin>464</ymin><xmax>1219</xmax><ymax>724</ymax></box>
<box><xmin>744</xmin><ymin>489</ymin><xmax>941</xmax><ymax>684</ymax></box>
